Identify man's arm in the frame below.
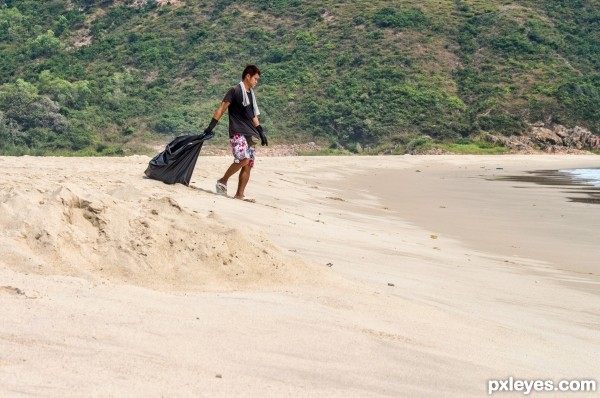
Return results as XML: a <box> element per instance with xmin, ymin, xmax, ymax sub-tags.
<box><xmin>213</xmin><ymin>101</ymin><xmax>230</xmax><ymax>121</ymax></box>
<box><xmin>203</xmin><ymin>101</ymin><xmax>230</xmax><ymax>137</ymax></box>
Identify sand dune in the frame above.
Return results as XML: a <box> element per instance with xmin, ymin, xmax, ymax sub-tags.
<box><xmin>0</xmin><ymin>157</ymin><xmax>333</xmax><ymax>292</ymax></box>
<box><xmin>1</xmin><ymin>154</ymin><xmax>599</xmax><ymax>397</ymax></box>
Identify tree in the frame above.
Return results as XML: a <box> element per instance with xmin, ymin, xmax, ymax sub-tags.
<box><xmin>0</xmin><ymin>8</ymin><xmax>26</xmax><ymax>42</ymax></box>
<box><xmin>27</xmin><ymin>30</ymin><xmax>64</xmax><ymax>58</ymax></box>
<box><xmin>38</xmin><ymin>70</ymin><xmax>92</xmax><ymax>109</ymax></box>
<box><xmin>0</xmin><ymin>79</ymin><xmax>68</xmax><ymax>133</ymax></box>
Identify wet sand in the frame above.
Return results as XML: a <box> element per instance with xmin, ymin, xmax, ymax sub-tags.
<box><xmin>496</xmin><ymin>170</ymin><xmax>600</xmax><ymax>204</ymax></box>
<box><xmin>350</xmin><ymin>156</ymin><xmax>600</xmax><ymax>277</ymax></box>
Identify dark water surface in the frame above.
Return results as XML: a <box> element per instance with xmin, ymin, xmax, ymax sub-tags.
<box><xmin>493</xmin><ymin>169</ymin><xmax>600</xmax><ymax>204</ymax></box>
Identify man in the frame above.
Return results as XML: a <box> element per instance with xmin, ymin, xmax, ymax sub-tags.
<box><xmin>203</xmin><ymin>65</ymin><xmax>267</xmax><ymax>202</ymax></box>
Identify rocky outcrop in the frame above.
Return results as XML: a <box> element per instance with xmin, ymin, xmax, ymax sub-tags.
<box><xmin>485</xmin><ymin>124</ymin><xmax>600</xmax><ymax>154</ymax></box>
<box><xmin>553</xmin><ymin>125</ymin><xmax>600</xmax><ymax>150</ymax></box>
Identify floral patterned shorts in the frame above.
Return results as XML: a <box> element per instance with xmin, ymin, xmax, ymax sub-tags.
<box><xmin>230</xmin><ymin>134</ymin><xmax>256</xmax><ymax>167</ymax></box>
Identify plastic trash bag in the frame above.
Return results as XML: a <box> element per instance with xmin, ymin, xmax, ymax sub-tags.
<box><xmin>144</xmin><ymin>132</ymin><xmax>213</xmax><ymax>186</ymax></box>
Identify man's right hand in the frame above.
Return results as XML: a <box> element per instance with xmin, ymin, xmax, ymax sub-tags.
<box><xmin>204</xmin><ymin>118</ymin><xmax>218</xmax><ymax>134</ymax></box>
<box><xmin>201</xmin><ymin>130</ymin><xmax>214</xmax><ymax>140</ymax></box>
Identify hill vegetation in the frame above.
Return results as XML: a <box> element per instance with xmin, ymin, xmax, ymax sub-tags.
<box><xmin>0</xmin><ymin>0</ymin><xmax>598</xmax><ymax>155</ymax></box>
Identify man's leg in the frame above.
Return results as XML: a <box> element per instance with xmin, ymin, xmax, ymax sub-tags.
<box><xmin>234</xmin><ymin>164</ymin><xmax>252</xmax><ymax>199</ymax></box>
<box><xmin>233</xmin><ymin>144</ymin><xmax>256</xmax><ymax>201</ymax></box>
<box><xmin>218</xmin><ymin>158</ymin><xmax>249</xmax><ymax>185</ymax></box>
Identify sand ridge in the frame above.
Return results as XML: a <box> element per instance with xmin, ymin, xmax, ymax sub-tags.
<box><xmin>0</xmin><ymin>156</ymin><xmax>334</xmax><ymax>292</ymax></box>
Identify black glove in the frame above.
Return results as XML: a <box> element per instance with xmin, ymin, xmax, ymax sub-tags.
<box><xmin>204</xmin><ymin>118</ymin><xmax>218</xmax><ymax>136</ymax></box>
<box><xmin>257</xmin><ymin>125</ymin><xmax>268</xmax><ymax>146</ymax></box>
<box><xmin>200</xmin><ymin>130</ymin><xmax>214</xmax><ymax>141</ymax></box>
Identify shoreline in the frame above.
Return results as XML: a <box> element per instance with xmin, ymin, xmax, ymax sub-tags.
<box><xmin>346</xmin><ymin>155</ymin><xmax>600</xmax><ymax>279</ymax></box>
<box><xmin>495</xmin><ymin>169</ymin><xmax>600</xmax><ymax>204</ymax></box>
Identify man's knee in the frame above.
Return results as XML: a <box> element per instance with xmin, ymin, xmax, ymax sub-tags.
<box><xmin>239</xmin><ymin>158</ymin><xmax>250</xmax><ymax>166</ymax></box>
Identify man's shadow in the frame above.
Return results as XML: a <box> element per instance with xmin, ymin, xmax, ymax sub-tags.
<box><xmin>189</xmin><ymin>184</ymin><xmax>223</xmax><ymax>197</ymax></box>
<box><xmin>144</xmin><ymin>176</ymin><xmax>226</xmax><ymax>197</ymax></box>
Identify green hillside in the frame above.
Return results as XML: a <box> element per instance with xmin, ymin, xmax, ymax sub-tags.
<box><xmin>0</xmin><ymin>0</ymin><xmax>598</xmax><ymax>155</ymax></box>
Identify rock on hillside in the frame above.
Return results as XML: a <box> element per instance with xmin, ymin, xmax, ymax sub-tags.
<box><xmin>485</xmin><ymin>124</ymin><xmax>600</xmax><ymax>154</ymax></box>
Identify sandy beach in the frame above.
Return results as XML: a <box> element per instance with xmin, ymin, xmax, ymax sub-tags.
<box><xmin>1</xmin><ymin>154</ymin><xmax>599</xmax><ymax>397</ymax></box>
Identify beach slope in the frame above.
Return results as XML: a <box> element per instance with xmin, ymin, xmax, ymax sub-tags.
<box><xmin>1</xmin><ymin>155</ymin><xmax>599</xmax><ymax>397</ymax></box>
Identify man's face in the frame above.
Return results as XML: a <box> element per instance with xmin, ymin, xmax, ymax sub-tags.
<box><xmin>246</xmin><ymin>73</ymin><xmax>260</xmax><ymax>89</ymax></box>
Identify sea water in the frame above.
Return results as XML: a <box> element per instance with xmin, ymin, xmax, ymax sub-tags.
<box><xmin>560</xmin><ymin>168</ymin><xmax>600</xmax><ymax>187</ymax></box>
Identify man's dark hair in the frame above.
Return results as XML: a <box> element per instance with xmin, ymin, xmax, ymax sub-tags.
<box><xmin>242</xmin><ymin>65</ymin><xmax>261</xmax><ymax>80</ymax></box>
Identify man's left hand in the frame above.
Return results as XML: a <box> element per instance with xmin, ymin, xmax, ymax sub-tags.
<box><xmin>257</xmin><ymin>125</ymin><xmax>268</xmax><ymax>146</ymax></box>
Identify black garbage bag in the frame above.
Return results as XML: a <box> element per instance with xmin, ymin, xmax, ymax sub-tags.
<box><xmin>144</xmin><ymin>132</ymin><xmax>213</xmax><ymax>186</ymax></box>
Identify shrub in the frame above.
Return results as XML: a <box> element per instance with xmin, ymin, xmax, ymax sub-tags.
<box><xmin>373</xmin><ymin>7</ymin><xmax>429</xmax><ymax>30</ymax></box>
<box><xmin>27</xmin><ymin>30</ymin><xmax>64</xmax><ymax>58</ymax></box>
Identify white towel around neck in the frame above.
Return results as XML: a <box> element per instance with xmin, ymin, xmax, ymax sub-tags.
<box><xmin>239</xmin><ymin>81</ymin><xmax>260</xmax><ymax>116</ymax></box>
